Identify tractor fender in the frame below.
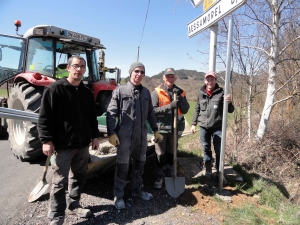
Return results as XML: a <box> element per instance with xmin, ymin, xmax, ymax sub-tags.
<box><xmin>14</xmin><ymin>72</ymin><xmax>56</xmax><ymax>87</ymax></box>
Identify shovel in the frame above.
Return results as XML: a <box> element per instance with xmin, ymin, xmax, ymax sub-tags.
<box><xmin>28</xmin><ymin>155</ymin><xmax>51</xmax><ymax>202</ymax></box>
<box><xmin>165</xmin><ymin>92</ymin><xmax>185</xmax><ymax>198</ymax></box>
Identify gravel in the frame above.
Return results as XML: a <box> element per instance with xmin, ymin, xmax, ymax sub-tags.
<box><xmin>9</xmin><ymin>155</ymin><xmax>222</xmax><ymax>225</ymax></box>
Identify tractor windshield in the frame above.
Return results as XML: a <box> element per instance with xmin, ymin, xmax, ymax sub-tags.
<box><xmin>26</xmin><ymin>37</ymin><xmax>100</xmax><ymax>81</ymax></box>
<box><xmin>0</xmin><ymin>34</ymin><xmax>26</xmax><ymax>85</ymax></box>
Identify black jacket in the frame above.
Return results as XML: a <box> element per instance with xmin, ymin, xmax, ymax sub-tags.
<box><xmin>191</xmin><ymin>83</ymin><xmax>234</xmax><ymax>128</ymax></box>
<box><xmin>38</xmin><ymin>77</ymin><xmax>100</xmax><ymax>150</ymax></box>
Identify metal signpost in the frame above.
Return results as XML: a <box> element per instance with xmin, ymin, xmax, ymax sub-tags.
<box><xmin>187</xmin><ymin>0</ymin><xmax>247</xmax><ymax>38</ymax></box>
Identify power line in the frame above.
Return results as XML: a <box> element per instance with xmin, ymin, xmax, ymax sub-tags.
<box><xmin>139</xmin><ymin>0</ymin><xmax>150</xmax><ymax>47</ymax></box>
<box><xmin>137</xmin><ymin>0</ymin><xmax>150</xmax><ymax>61</ymax></box>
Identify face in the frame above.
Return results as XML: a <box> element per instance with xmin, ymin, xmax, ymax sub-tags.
<box><xmin>205</xmin><ymin>76</ymin><xmax>217</xmax><ymax>90</ymax></box>
<box><xmin>67</xmin><ymin>58</ymin><xmax>86</xmax><ymax>83</ymax></box>
<box><xmin>130</xmin><ymin>66</ymin><xmax>145</xmax><ymax>85</ymax></box>
<box><xmin>163</xmin><ymin>74</ymin><xmax>177</xmax><ymax>89</ymax></box>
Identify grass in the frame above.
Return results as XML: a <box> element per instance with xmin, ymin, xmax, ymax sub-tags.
<box><xmin>185</xmin><ymin>100</ymin><xmax>196</xmax><ymax>125</ymax></box>
<box><xmin>178</xmin><ymin>130</ymin><xmax>202</xmax><ymax>158</ymax></box>
<box><xmin>0</xmin><ymin>89</ymin><xmax>9</xmax><ymax>97</ymax></box>
<box><xmin>221</xmin><ymin>166</ymin><xmax>300</xmax><ymax>225</ymax></box>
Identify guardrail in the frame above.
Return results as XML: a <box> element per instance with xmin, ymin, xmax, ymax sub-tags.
<box><xmin>0</xmin><ymin>107</ymin><xmax>108</xmax><ymax>133</ymax></box>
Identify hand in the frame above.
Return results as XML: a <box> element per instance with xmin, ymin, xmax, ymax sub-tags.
<box><xmin>42</xmin><ymin>141</ymin><xmax>55</xmax><ymax>156</ymax></box>
<box><xmin>191</xmin><ymin>125</ymin><xmax>196</xmax><ymax>134</ymax></box>
<box><xmin>153</xmin><ymin>131</ymin><xmax>163</xmax><ymax>143</ymax></box>
<box><xmin>170</xmin><ymin>99</ymin><xmax>178</xmax><ymax>108</ymax></box>
<box><xmin>92</xmin><ymin>138</ymin><xmax>99</xmax><ymax>150</ymax></box>
<box><xmin>173</xmin><ymin>87</ymin><xmax>183</xmax><ymax>96</ymax></box>
<box><xmin>225</xmin><ymin>94</ymin><xmax>231</xmax><ymax>103</ymax></box>
<box><xmin>109</xmin><ymin>134</ymin><xmax>120</xmax><ymax>146</ymax></box>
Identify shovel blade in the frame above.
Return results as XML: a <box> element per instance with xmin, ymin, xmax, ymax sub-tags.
<box><xmin>28</xmin><ymin>181</ymin><xmax>50</xmax><ymax>202</ymax></box>
<box><xmin>165</xmin><ymin>176</ymin><xmax>185</xmax><ymax>198</ymax></box>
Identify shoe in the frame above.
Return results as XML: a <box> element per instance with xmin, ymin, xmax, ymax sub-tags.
<box><xmin>204</xmin><ymin>161</ymin><xmax>212</xmax><ymax>179</ymax></box>
<box><xmin>132</xmin><ymin>190</ymin><xmax>153</xmax><ymax>200</ymax></box>
<box><xmin>67</xmin><ymin>206</ymin><xmax>92</xmax><ymax>218</ymax></box>
<box><xmin>114</xmin><ymin>197</ymin><xmax>125</xmax><ymax>210</ymax></box>
<box><xmin>153</xmin><ymin>177</ymin><xmax>163</xmax><ymax>189</ymax></box>
<box><xmin>50</xmin><ymin>216</ymin><xmax>64</xmax><ymax>225</ymax></box>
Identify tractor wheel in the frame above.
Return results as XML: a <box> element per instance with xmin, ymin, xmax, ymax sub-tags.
<box><xmin>96</xmin><ymin>91</ymin><xmax>112</xmax><ymax>116</ymax></box>
<box><xmin>7</xmin><ymin>82</ymin><xmax>44</xmax><ymax>161</ymax></box>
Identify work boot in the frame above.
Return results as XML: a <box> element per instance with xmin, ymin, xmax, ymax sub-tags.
<box><xmin>50</xmin><ymin>216</ymin><xmax>64</xmax><ymax>225</ymax></box>
<box><xmin>132</xmin><ymin>190</ymin><xmax>153</xmax><ymax>200</ymax></box>
<box><xmin>153</xmin><ymin>177</ymin><xmax>163</xmax><ymax>189</ymax></box>
<box><xmin>114</xmin><ymin>197</ymin><xmax>125</xmax><ymax>210</ymax></box>
<box><xmin>67</xmin><ymin>206</ymin><xmax>92</xmax><ymax>218</ymax></box>
<box><xmin>204</xmin><ymin>160</ymin><xmax>212</xmax><ymax>179</ymax></box>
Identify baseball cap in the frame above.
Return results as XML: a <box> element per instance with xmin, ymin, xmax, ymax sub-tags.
<box><xmin>163</xmin><ymin>68</ymin><xmax>176</xmax><ymax>76</ymax></box>
<box><xmin>205</xmin><ymin>71</ymin><xmax>217</xmax><ymax>78</ymax></box>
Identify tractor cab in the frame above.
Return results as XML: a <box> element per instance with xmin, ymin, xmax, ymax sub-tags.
<box><xmin>0</xmin><ymin>22</ymin><xmax>105</xmax><ymax>88</ymax></box>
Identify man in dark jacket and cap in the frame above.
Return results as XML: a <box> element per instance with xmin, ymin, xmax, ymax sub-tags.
<box><xmin>191</xmin><ymin>71</ymin><xmax>234</xmax><ymax>181</ymax></box>
<box><xmin>106</xmin><ymin>62</ymin><xmax>162</xmax><ymax>210</ymax></box>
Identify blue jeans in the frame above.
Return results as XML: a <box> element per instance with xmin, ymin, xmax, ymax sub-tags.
<box><xmin>199</xmin><ymin>126</ymin><xmax>222</xmax><ymax>163</ymax></box>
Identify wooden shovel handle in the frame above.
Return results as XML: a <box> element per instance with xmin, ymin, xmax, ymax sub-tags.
<box><xmin>42</xmin><ymin>155</ymin><xmax>51</xmax><ymax>180</ymax></box>
<box><xmin>173</xmin><ymin>92</ymin><xmax>178</xmax><ymax>178</ymax></box>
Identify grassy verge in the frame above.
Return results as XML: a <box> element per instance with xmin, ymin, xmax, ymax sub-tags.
<box><xmin>222</xmin><ymin>166</ymin><xmax>300</xmax><ymax>225</ymax></box>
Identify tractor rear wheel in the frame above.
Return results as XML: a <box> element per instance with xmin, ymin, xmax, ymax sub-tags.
<box><xmin>7</xmin><ymin>82</ymin><xmax>44</xmax><ymax>161</ymax></box>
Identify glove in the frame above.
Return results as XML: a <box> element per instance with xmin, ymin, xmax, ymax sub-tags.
<box><xmin>109</xmin><ymin>134</ymin><xmax>120</xmax><ymax>146</ymax></box>
<box><xmin>153</xmin><ymin>131</ymin><xmax>162</xmax><ymax>143</ymax></box>
<box><xmin>170</xmin><ymin>99</ymin><xmax>178</xmax><ymax>108</ymax></box>
<box><xmin>173</xmin><ymin>87</ymin><xmax>183</xmax><ymax>96</ymax></box>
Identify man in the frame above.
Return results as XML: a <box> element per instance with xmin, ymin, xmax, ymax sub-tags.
<box><xmin>151</xmin><ymin>68</ymin><xmax>190</xmax><ymax>189</ymax></box>
<box><xmin>38</xmin><ymin>55</ymin><xmax>99</xmax><ymax>225</ymax></box>
<box><xmin>191</xmin><ymin>71</ymin><xmax>234</xmax><ymax>180</ymax></box>
<box><xmin>106</xmin><ymin>62</ymin><xmax>161</xmax><ymax>210</ymax></box>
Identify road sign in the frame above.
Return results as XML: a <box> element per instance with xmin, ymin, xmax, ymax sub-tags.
<box><xmin>187</xmin><ymin>0</ymin><xmax>247</xmax><ymax>38</ymax></box>
<box><xmin>203</xmin><ymin>0</ymin><xmax>218</xmax><ymax>11</ymax></box>
<box><xmin>190</xmin><ymin>0</ymin><xmax>204</xmax><ymax>8</ymax></box>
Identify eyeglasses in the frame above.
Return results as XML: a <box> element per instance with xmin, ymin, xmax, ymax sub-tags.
<box><xmin>71</xmin><ymin>64</ymin><xmax>86</xmax><ymax>70</ymax></box>
<box><xmin>134</xmin><ymin>70</ymin><xmax>145</xmax><ymax>75</ymax></box>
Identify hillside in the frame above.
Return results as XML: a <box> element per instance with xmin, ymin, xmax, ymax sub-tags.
<box><xmin>122</xmin><ymin>69</ymin><xmax>229</xmax><ymax>101</ymax></box>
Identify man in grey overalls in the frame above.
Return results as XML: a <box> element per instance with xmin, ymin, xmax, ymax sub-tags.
<box><xmin>106</xmin><ymin>62</ymin><xmax>162</xmax><ymax>210</ymax></box>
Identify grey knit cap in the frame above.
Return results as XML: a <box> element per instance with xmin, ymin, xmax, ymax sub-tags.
<box><xmin>129</xmin><ymin>62</ymin><xmax>145</xmax><ymax>75</ymax></box>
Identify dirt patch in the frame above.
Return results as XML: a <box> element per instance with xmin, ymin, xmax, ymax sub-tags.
<box><xmin>177</xmin><ymin>157</ymin><xmax>258</xmax><ymax>219</ymax></box>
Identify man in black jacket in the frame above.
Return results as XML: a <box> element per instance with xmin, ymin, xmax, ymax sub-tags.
<box><xmin>38</xmin><ymin>55</ymin><xmax>99</xmax><ymax>225</ymax></box>
<box><xmin>191</xmin><ymin>71</ymin><xmax>234</xmax><ymax>181</ymax></box>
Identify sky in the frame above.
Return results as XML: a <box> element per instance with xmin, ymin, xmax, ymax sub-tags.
<box><xmin>0</xmin><ymin>0</ymin><xmax>211</xmax><ymax>78</ymax></box>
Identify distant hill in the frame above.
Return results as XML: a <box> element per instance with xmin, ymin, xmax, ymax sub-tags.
<box><xmin>122</xmin><ymin>69</ymin><xmax>219</xmax><ymax>101</ymax></box>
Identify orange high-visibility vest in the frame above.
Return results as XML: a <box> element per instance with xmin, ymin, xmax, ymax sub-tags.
<box><xmin>154</xmin><ymin>87</ymin><xmax>186</xmax><ymax>116</ymax></box>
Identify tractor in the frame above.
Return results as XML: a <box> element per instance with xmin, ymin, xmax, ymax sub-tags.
<box><xmin>0</xmin><ymin>20</ymin><xmax>120</xmax><ymax>161</ymax></box>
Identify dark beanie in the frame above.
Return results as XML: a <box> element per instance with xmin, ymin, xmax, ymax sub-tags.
<box><xmin>129</xmin><ymin>62</ymin><xmax>145</xmax><ymax>75</ymax></box>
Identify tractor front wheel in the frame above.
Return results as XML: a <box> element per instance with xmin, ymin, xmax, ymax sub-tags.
<box><xmin>7</xmin><ymin>82</ymin><xmax>44</xmax><ymax>161</ymax></box>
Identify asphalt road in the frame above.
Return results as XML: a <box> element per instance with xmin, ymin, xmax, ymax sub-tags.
<box><xmin>0</xmin><ymin>138</ymin><xmax>51</xmax><ymax>224</ymax></box>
